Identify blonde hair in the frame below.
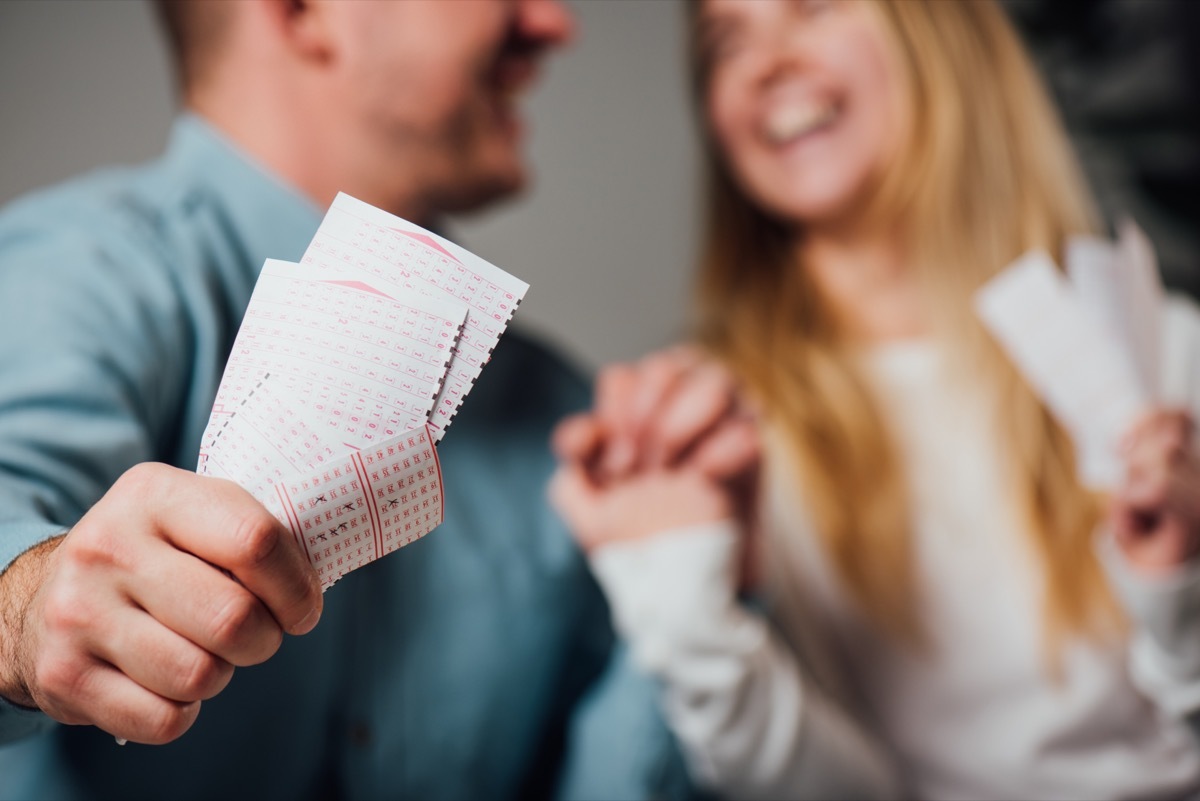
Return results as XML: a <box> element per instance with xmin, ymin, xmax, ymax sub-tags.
<box><xmin>688</xmin><ymin>0</ymin><xmax>1122</xmax><ymax>649</ymax></box>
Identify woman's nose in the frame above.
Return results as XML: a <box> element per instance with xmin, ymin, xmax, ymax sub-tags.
<box><xmin>745</xmin><ymin>29</ymin><xmax>809</xmax><ymax>92</ymax></box>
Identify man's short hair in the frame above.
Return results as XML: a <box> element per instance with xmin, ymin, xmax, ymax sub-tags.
<box><xmin>150</xmin><ymin>0</ymin><xmax>232</xmax><ymax>90</ymax></box>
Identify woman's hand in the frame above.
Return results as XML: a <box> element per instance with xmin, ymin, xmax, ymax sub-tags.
<box><xmin>1111</xmin><ymin>409</ymin><xmax>1200</xmax><ymax>576</ymax></box>
<box><xmin>554</xmin><ymin>345</ymin><xmax>760</xmax><ymax>484</ymax></box>
<box><xmin>549</xmin><ymin>462</ymin><xmax>734</xmax><ymax>552</ymax></box>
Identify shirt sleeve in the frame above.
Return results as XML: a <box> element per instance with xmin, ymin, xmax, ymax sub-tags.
<box><xmin>589</xmin><ymin>524</ymin><xmax>902</xmax><ymax>801</ymax></box>
<box><xmin>554</xmin><ymin>642</ymin><xmax>705</xmax><ymax>801</ymax></box>
<box><xmin>0</xmin><ymin>219</ymin><xmax>184</xmax><ymax>743</ymax></box>
<box><xmin>0</xmin><ymin>223</ymin><xmax>179</xmax><ymax>569</ymax></box>
<box><xmin>1096</xmin><ymin>530</ymin><xmax>1200</xmax><ymax>719</ymax></box>
<box><xmin>0</xmin><ymin>696</ymin><xmax>55</xmax><ymax>744</ymax></box>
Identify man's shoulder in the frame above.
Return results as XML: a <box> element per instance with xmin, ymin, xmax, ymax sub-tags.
<box><xmin>0</xmin><ymin>117</ymin><xmax>318</xmax><ymax>290</ymax></box>
<box><xmin>0</xmin><ymin>158</ymin><xmax>191</xmax><ymax>271</ymax></box>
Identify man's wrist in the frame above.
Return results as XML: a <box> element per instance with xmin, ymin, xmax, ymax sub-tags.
<box><xmin>0</xmin><ymin>535</ymin><xmax>63</xmax><ymax>708</ymax></box>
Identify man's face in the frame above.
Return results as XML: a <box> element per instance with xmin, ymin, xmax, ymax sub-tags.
<box><xmin>328</xmin><ymin>0</ymin><xmax>574</xmax><ymax>218</ymax></box>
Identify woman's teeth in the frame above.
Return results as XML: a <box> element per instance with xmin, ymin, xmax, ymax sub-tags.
<box><xmin>763</xmin><ymin>103</ymin><xmax>837</xmax><ymax>144</ymax></box>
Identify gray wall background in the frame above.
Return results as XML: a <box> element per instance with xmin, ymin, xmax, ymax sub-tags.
<box><xmin>0</xmin><ymin>0</ymin><xmax>700</xmax><ymax>372</ymax></box>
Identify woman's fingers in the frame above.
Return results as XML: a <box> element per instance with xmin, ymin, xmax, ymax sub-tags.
<box><xmin>1112</xmin><ymin>408</ymin><xmax>1200</xmax><ymax>573</ymax></box>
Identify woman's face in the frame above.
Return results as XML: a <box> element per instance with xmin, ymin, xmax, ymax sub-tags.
<box><xmin>700</xmin><ymin>0</ymin><xmax>909</xmax><ymax>230</ymax></box>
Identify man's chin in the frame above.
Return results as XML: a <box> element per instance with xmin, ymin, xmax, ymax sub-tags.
<box><xmin>435</xmin><ymin>168</ymin><xmax>528</xmax><ymax>217</ymax></box>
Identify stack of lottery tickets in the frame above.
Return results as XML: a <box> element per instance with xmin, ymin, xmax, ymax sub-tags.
<box><xmin>975</xmin><ymin>219</ymin><xmax>1163</xmax><ymax>490</ymax></box>
<box><xmin>197</xmin><ymin>193</ymin><xmax>529</xmax><ymax>589</ymax></box>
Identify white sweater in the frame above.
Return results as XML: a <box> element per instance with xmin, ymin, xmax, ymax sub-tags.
<box><xmin>590</xmin><ymin>296</ymin><xmax>1200</xmax><ymax>800</ymax></box>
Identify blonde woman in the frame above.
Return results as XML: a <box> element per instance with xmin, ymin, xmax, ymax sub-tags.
<box><xmin>551</xmin><ymin>1</ymin><xmax>1200</xmax><ymax>798</ymax></box>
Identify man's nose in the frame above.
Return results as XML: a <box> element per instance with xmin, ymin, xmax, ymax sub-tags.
<box><xmin>517</xmin><ymin>0</ymin><xmax>577</xmax><ymax>50</ymax></box>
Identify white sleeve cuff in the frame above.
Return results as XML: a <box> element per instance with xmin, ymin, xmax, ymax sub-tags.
<box><xmin>1096</xmin><ymin>527</ymin><xmax>1200</xmax><ymax>714</ymax></box>
<box><xmin>589</xmin><ymin>523</ymin><xmax>903</xmax><ymax>800</ymax></box>
<box><xmin>588</xmin><ymin>521</ymin><xmax>750</xmax><ymax>672</ymax></box>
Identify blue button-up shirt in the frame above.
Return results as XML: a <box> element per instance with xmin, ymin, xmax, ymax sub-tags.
<box><xmin>0</xmin><ymin>116</ymin><xmax>692</xmax><ymax>801</ymax></box>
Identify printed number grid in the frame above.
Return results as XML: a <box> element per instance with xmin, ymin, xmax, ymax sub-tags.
<box><xmin>303</xmin><ymin>193</ymin><xmax>528</xmax><ymax>439</ymax></box>
<box><xmin>198</xmin><ymin>194</ymin><xmax>528</xmax><ymax>590</ymax></box>
<box><xmin>273</xmin><ymin>424</ymin><xmax>444</xmax><ymax>590</ymax></box>
<box><xmin>198</xmin><ymin>261</ymin><xmax>467</xmax><ymax>471</ymax></box>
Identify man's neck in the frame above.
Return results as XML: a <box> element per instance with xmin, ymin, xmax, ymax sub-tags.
<box><xmin>187</xmin><ymin>90</ymin><xmax>434</xmax><ymax>228</ymax></box>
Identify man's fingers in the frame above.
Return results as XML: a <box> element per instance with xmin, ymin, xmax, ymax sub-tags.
<box><xmin>91</xmin><ymin>608</ymin><xmax>235</xmax><ymax>702</ymax></box>
<box><xmin>193</xmin><ymin>502</ymin><xmax>321</xmax><ymax>637</ymax></box>
<box><xmin>114</xmin><ymin>465</ymin><xmax>322</xmax><ymax>636</ymax></box>
<box><xmin>124</xmin><ymin>540</ymin><xmax>281</xmax><ymax>667</ymax></box>
<box><xmin>35</xmin><ymin>658</ymin><xmax>201</xmax><ymax>745</ymax></box>
<box><xmin>8</xmin><ymin>464</ymin><xmax>322</xmax><ymax>742</ymax></box>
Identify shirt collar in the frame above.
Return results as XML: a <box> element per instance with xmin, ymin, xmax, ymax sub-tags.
<box><xmin>164</xmin><ymin>112</ymin><xmax>323</xmax><ymax>268</ymax></box>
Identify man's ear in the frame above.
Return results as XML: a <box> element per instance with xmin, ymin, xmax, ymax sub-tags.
<box><xmin>260</xmin><ymin>0</ymin><xmax>337</xmax><ymax>66</ymax></box>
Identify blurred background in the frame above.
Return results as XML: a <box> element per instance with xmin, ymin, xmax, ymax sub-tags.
<box><xmin>0</xmin><ymin>0</ymin><xmax>1196</xmax><ymax>372</ymax></box>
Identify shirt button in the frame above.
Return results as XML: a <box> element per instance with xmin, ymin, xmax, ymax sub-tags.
<box><xmin>348</xmin><ymin>722</ymin><xmax>372</xmax><ymax>748</ymax></box>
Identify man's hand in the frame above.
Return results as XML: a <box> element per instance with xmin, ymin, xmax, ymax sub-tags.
<box><xmin>1111</xmin><ymin>409</ymin><xmax>1200</xmax><ymax>576</ymax></box>
<box><xmin>0</xmin><ymin>463</ymin><xmax>323</xmax><ymax>745</ymax></box>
